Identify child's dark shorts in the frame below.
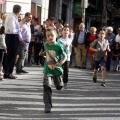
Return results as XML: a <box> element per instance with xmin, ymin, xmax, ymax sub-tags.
<box><xmin>94</xmin><ymin>57</ymin><xmax>106</xmax><ymax>70</ymax></box>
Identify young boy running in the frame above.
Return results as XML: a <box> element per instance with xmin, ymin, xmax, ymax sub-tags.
<box><xmin>90</xmin><ymin>30</ymin><xmax>110</xmax><ymax>87</ymax></box>
<box><xmin>43</xmin><ymin>28</ymin><xmax>66</xmax><ymax>113</ymax></box>
<box><xmin>57</xmin><ymin>26</ymin><xmax>72</xmax><ymax>89</ymax></box>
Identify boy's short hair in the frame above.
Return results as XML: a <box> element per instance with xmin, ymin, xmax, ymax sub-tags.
<box><xmin>13</xmin><ymin>5</ymin><xmax>21</xmax><ymax>13</ymax></box>
<box><xmin>62</xmin><ymin>26</ymin><xmax>69</xmax><ymax>31</ymax></box>
<box><xmin>33</xmin><ymin>17</ymin><xmax>39</xmax><ymax>22</ymax></box>
<box><xmin>58</xmin><ymin>19</ymin><xmax>63</xmax><ymax>24</ymax></box>
<box><xmin>25</xmin><ymin>12</ymin><xmax>31</xmax><ymax>17</ymax></box>
<box><xmin>49</xmin><ymin>17</ymin><xmax>55</xmax><ymax>21</ymax></box>
<box><xmin>46</xmin><ymin>28</ymin><xmax>57</xmax><ymax>33</ymax></box>
<box><xmin>46</xmin><ymin>19</ymin><xmax>49</xmax><ymax>21</ymax></box>
<box><xmin>98</xmin><ymin>28</ymin><xmax>106</xmax><ymax>34</ymax></box>
<box><xmin>46</xmin><ymin>28</ymin><xmax>58</xmax><ymax>38</ymax></box>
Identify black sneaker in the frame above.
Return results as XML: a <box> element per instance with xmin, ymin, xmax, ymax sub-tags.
<box><xmin>21</xmin><ymin>70</ymin><xmax>29</xmax><ymax>73</ymax></box>
<box><xmin>16</xmin><ymin>70</ymin><xmax>21</xmax><ymax>74</ymax></box>
<box><xmin>44</xmin><ymin>105</ymin><xmax>51</xmax><ymax>113</ymax></box>
<box><xmin>93</xmin><ymin>75</ymin><xmax>97</xmax><ymax>83</ymax></box>
<box><xmin>101</xmin><ymin>83</ymin><xmax>106</xmax><ymax>87</ymax></box>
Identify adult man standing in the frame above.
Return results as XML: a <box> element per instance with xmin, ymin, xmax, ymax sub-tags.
<box><xmin>4</xmin><ymin>5</ymin><xmax>23</xmax><ymax>79</ymax></box>
<box><xmin>16</xmin><ymin>12</ymin><xmax>32</xmax><ymax>74</ymax></box>
<box><xmin>72</xmin><ymin>23</ymin><xmax>88</xmax><ymax>69</ymax></box>
<box><xmin>105</xmin><ymin>27</ymin><xmax>115</xmax><ymax>71</ymax></box>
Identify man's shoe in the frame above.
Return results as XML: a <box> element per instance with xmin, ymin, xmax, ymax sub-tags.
<box><xmin>93</xmin><ymin>75</ymin><xmax>97</xmax><ymax>83</ymax></box>
<box><xmin>82</xmin><ymin>67</ymin><xmax>86</xmax><ymax>69</ymax></box>
<box><xmin>73</xmin><ymin>65</ymin><xmax>77</xmax><ymax>68</ymax></box>
<box><xmin>21</xmin><ymin>70</ymin><xmax>29</xmax><ymax>73</ymax></box>
<box><xmin>77</xmin><ymin>66</ymin><xmax>81</xmax><ymax>69</ymax></box>
<box><xmin>16</xmin><ymin>70</ymin><xmax>21</xmax><ymax>74</ymax></box>
<box><xmin>4</xmin><ymin>74</ymin><xmax>17</xmax><ymax>79</ymax></box>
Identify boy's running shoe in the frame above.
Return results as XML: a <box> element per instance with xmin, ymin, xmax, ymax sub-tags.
<box><xmin>101</xmin><ymin>83</ymin><xmax>106</xmax><ymax>87</ymax></box>
<box><xmin>93</xmin><ymin>75</ymin><xmax>97</xmax><ymax>83</ymax></box>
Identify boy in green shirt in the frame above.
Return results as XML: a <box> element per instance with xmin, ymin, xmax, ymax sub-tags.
<box><xmin>43</xmin><ymin>28</ymin><xmax>66</xmax><ymax>113</ymax></box>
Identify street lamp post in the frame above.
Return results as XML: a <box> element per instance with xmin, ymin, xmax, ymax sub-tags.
<box><xmin>81</xmin><ymin>0</ymin><xmax>88</xmax><ymax>24</ymax></box>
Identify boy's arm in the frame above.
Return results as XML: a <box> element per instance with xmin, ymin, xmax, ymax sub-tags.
<box><xmin>56</xmin><ymin>52</ymin><xmax>67</xmax><ymax>66</ymax></box>
<box><xmin>106</xmin><ymin>40</ymin><xmax>111</xmax><ymax>52</ymax></box>
<box><xmin>89</xmin><ymin>40</ymin><xmax>100</xmax><ymax>52</ymax></box>
<box><xmin>89</xmin><ymin>46</ymin><xmax>100</xmax><ymax>52</ymax></box>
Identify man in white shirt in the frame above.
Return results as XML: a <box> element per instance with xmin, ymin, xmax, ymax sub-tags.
<box><xmin>16</xmin><ymin>12</ymin><xmax>32</xmax><ymax>74</ymax></box>
<box><xmin>115</xmin><ymin>28</ymin><xmax>120</xmax><ymax>44</ymax></box>
<box><xmin>4</xmin><ymin>5</ymin><xmax>23</xmax><ymax>79</ymax></box>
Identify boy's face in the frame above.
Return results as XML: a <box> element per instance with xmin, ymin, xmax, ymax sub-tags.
<box><xmin>26</xmin><ymin>14</ymin><xmax>32</xmax><ymax>23</ymax></box>
<box><xmin>62</xmin><ymin>28</ymin><xmax>69</xmax><ymax>36</ymax></box>
<box><xmin>46</xmin><ymin>30</ymin><xmax>57</xmax><ymax>43</ymax></box>
<box><xmin>117</xmin><ymin>30</ymin><xmax>120</xmax><ymax>34</ymax></box>
<box><xmin>98</xmin><ymin>31</ymin><xmax>106</xmax><ymax>39</ymax></box>
<box><xmin>38</xmin><ymin>27</ymin><xmax>42</xmax><ymax>32</ymax></box>
<box><xmin>115</xmin><ymin>43</ymin><xmax>119</xmax><ymax>47</ymax></box>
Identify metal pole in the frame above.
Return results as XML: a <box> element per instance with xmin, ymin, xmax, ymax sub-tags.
<box><xmin>81</xmin><ymin>0</ymin><xmax>88</xmax><ymax>24</ymax></box>
<box><xmin>82</xmin><ymin>7</ymin><xmax>85</xmax><ymax>24</ymax></box>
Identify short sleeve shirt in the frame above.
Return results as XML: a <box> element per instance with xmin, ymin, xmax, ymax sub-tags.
<box><xmin>91</xmin><ymin>39</ymin><xmax>109</xmax><ymax>61</ymax></box>
<box><xmin>57</xmin><ymin>37</ymin><xmax>72</xmax><ymax>61</ymax></box>
<box><xmin>43</xmin><ymin>42</ymin><xmax>65</xmax><ymax>76</ymax></box>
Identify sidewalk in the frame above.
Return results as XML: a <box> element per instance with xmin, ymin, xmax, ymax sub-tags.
<box><xmin>0</xmin><ymin>66</ymin><xmax>120</xmax><ymax>120</ymax></box>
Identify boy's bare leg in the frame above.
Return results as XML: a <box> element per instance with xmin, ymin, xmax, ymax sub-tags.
<box><xmin>93</xmin><ymin>69</ymin><xmax>98</xmax><ymax>83</ymax></box>
<box><xmin>101</xmin><ymin>66</ymin><xmax>106</xmax><ymax>87</ymax></box>
<box><xmin>101</xmin><ymin>66</ymin><xmax>106</xmax><ymax>82</ymax></box>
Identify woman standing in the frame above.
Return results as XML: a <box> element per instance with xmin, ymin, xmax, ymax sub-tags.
<box><xmin>87</xmin><ymin>27</ymin><xmax>98</xmax><ymax>70</ymax></box>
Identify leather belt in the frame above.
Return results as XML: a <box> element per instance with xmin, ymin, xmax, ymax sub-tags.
<box><xmin>24</xmin><ymin>41</ymin><xmax>29</xmax><ymax>43</ymax></box>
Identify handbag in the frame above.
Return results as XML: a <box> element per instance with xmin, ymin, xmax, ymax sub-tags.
<box><xmin>44</xmin><ymin>43</ymin><xmax>63</xmax><ymax>90</ymax></box>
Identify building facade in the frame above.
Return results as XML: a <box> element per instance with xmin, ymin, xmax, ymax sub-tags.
<box><xmin>0</xmin><ymin>0</ymin><xmax>49</xmax><ymax>25</ymax></box>
<box><xmin>49</xmin><ymin>0</ymin><xmax>74</xmax><ymax>28</ymax></box>
<box><xmin>1</xmin><ymin>0</ymin><xmax>31</xmax><ymax>14</ymax></box>
<box><xmin>31</xmin><ymin>0</ymin><xmax>49</xmax><ymax>25</ymax></box>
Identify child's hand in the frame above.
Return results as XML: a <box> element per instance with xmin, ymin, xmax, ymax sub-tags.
<box><xmin>4</xmin><ymin>50</ymin><xmax>7</xmax><ymax>53</ymax></box>
<box><xmin>64</xmin><ymin>44</ymin><xmax>68</xmax><ymax>48</ymax></box>
<box><xmin>39</xmin><ymin>52</ymin><xmax>43</xmax><ymax>56</ymax></box>
<box><xmin>96</xmin><ymin>48</ymin><xmax>100</xmax><ymax>52</ymax></box>
<box><xmin>20</xmin><ymin>41</ymin><xmax>25</xmax><ymax>45</ymax></box>
<box><xmin>56</xmin><ymin>62</ymin><xmax>62</xmax><ymax>66</ymax></box>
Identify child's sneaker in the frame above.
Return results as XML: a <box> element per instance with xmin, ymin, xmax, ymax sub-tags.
<box><xmin>0</xmin><ymin>72</ymin><xmax>4</xmax><ymax>80</ymax></box>
<box><xmin>101</xmin><ymin>83</ymin><xmax>106</xmax><ymax>87</ymax></box>
<box><xmin>93</xmin><ymin>75</ymin><xmax>97</xmax><ymax>83</ymax></box>
<box><xmin>44</xmin><ymin>105</ymin><xmax>51</xmax><ymax>113</ymax></box>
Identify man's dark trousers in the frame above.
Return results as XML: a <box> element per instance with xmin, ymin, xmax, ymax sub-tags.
<box><xmin>4</xmin><ymin>34</ymin><xmax>19</xmax><ymax>75</ymax></box>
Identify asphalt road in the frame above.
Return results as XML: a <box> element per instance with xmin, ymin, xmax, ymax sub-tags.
<box><xmin>0</xmin><ymin>66</ymin><xmax>120</xmax><ymax>120</ymax></box>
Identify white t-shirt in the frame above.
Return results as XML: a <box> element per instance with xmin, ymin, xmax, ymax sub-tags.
<box><xmin>115</xmin><ymin>34</ymin><xmax>120</xmax><ymax>44</ymax></box>
<box><xmin>34</xmin><ymin>25</ymin><xmax>40</xmax><ymax>35</ymax></box>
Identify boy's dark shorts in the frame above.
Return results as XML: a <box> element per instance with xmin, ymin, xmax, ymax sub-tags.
<box><xmin>94</xmin><ymin>57</ymin><xmax>106</xmax><ymax>70</ymax></box>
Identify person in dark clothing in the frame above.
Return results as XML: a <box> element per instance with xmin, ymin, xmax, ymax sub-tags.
<box><xmin>4</xmin><ymin>5</ymin><xmax>23</xmax><ymax>79</ymax></box>
<box><xmin>34</xmin><ymin>25</ymin><xmax>44</xmax><ymax>65</ymax></box>
<box><xmin>27</xmin><ymin>17</ymin><xmax>39</xmax><ymax>65</ymax></box>
<box><xmin>72</xmin><ymin>23</ymin><xmax>89</xmax><ymax>69</ymax></box>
